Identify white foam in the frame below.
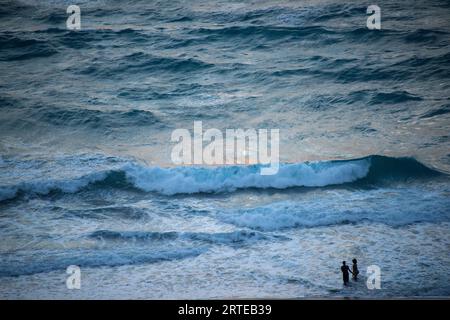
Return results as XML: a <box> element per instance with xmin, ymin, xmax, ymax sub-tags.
<box><xmin>218</xmin><ymin>188</ymin><xmax>450</xmax><ymax>231</ymax></box>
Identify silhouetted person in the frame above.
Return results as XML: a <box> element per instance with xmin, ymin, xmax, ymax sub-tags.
<box><xmin>341</xmin><ymin>261</ymin><xmax>352</xmax><ymax>285</ymax></box>
<box><xmin>352</xmin><ymin>258</ymin><xmax>359</xmax><ymax>281</ymax></box>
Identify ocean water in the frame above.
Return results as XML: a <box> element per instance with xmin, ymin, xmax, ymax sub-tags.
<box><xmin>0</xmin><ymin>0</ymin><xmax>450</xmax><ymax>299</ymax></box>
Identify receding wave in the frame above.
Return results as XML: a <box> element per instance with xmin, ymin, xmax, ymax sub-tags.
<box><xmin>219</xmin><ymin>194</ymin><xmax>450</xmax><ymax>231</ymax></box>
<box><xmin>0</xmin><ymin>247</ymin><xmax>206</xmax><ymax>277</ymax></box>
<box><xmin>0</xmin><ymin>155</ymin><xmax>442</xmax><ymax>202</ymax></box>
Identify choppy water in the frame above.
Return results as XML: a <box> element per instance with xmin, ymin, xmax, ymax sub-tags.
<box><xmin>0</xmin><ymin>0</ymin><xmax>450</xmax><ymax>298</ymax></box>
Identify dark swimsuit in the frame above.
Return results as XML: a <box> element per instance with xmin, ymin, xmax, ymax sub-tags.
<box><xmin>341</xmin><ymin>265</ymin><xmax>350</xmax><ymax>284</ymax></box>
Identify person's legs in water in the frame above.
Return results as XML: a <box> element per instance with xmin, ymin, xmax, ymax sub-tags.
<box><xmin>343</xmin><ymin>273</ymin><xmax>349</xmax><ymax>285</ymax></box>
<box><xmin>341</xmin><ymin>261</ymin><xmax>350</xmax><ymax>285</ymax></box>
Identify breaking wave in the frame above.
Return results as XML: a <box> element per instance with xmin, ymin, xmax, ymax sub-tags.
<box><xmin>0</xmin><ymin>155</ymin><xmax>442</xmax><ymax>202</ymax></box>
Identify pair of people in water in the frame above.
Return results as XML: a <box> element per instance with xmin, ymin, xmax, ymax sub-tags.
<box><xmin>341</xmin><ymin>259</ymin><xmax>359</xmax><ymax>285</ymax></box>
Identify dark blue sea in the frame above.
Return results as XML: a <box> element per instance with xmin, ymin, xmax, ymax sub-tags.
<box><xmin>0</xmin><ymin>0</ymin><xmax>449</xmax><ymax>298</ymax></box>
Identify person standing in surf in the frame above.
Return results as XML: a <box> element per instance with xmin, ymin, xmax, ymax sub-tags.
<box><xmin>352</xmin><ymin>259</ymin><xmax>359</xmax><ymax>281</ymax></box>
<box><xmin>341</xmin><ymin>261</ymin><xmax>352</xmax><ymax>286</ymax></box>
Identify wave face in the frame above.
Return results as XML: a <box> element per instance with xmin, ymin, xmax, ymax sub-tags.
<box><xmin>0</xmin><ymin>155</ymin><xmax>442</xmax><ymax>201</ymax></box>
